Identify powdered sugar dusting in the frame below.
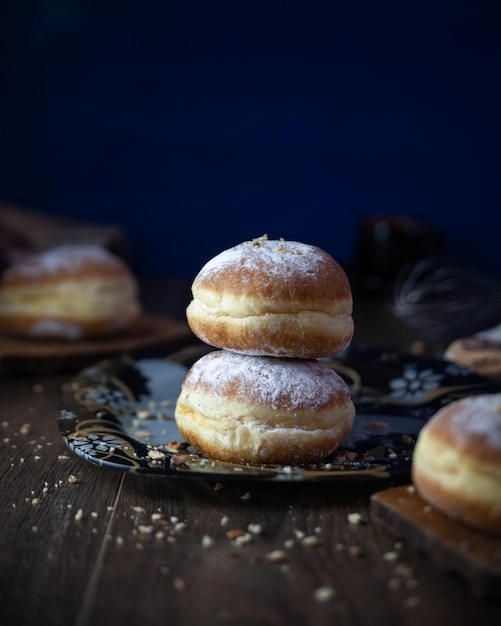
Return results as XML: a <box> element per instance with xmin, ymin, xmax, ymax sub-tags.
<box><xmin>7</xmin><ymin>244</ymin><xmax>123</xmax><ymax>279</ymax></box>
<box><xmin>445</xmin><ymin>394</ymin><xmax>501</xmax><ymax>451</ymax></box>
<box><xmin>184</xmin><ymin>350</ymin><xmax>350</xmax><ymax>410</ymax></box>
<box><xmin>196</xmin><ymin>236</ymin><xmax>331</xmax><ymax>285</ymax></box>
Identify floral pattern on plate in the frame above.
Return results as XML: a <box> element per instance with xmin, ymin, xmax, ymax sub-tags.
<box><xmin>58</xmin><ymin>346</ymin><xmax>500</xmax><ymax>482</ymax></box>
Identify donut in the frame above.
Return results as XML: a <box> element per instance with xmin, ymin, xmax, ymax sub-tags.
<box><xmin>175</xmin><ymin>349</ymin><xmax>355</xmax><ymax>465</ymax></box>
<box><xmin>412</xmin><ymin>394</ymin><xmax>501</xmax><ymax>534</ymax></box>
<box><xmin>444</xmin><ymin>323</ymin><xmax>501</xmax><ymax>381</ymax></box>
<box><xmin>186</xmin><ymin>235</ymin><xmax>354</xmax><ymax>359</ymax></box>
<box><xmin>0</xmin><ymin>244</ymin><xmax>142</xmax><ymax>340</ymax></box>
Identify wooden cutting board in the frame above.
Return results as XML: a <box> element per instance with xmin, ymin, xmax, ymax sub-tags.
<box><xmin>0</xmin><ymin>314</ymin><xmax>196</xmax><ymax>375</ymax></box>
<box><xmin>370</xmin><ymin>485</ymin><xmax>501</xmax><ymax>598</ymax></box>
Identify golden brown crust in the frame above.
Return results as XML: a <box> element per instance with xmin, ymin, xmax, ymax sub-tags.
<box><xmin>412</xmin><ymin>394</ymin><xmax>501</xmax><ymax>534</ymax></box>
<box><xmin>174</xmin><ymin>350</ymin><xmax>355</xmax><ymax>465</ymax></box>
<box><xmin>445</xmin><ymin>329</ymin><xmax>501</xmax><ymax>380</ymax></box>
<box><xmin>186</xmin><ymin>236</ymin><xmax>354</xmax><ymax>358</ymax></box>
<box><xmin>412</xmin><ymin>465</ymin><xmax>501</xmax><ymax>534</ymax></box>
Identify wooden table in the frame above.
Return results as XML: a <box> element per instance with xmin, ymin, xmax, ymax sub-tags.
<box><xmin>1</xmin><ymin>277</ymin><xmax>500</xmax><ymax>626</ymax></box>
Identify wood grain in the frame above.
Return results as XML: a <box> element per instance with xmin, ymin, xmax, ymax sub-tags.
<box><xmin>1</xmin><ymin>278</ymin><xmax>501</xmax><ymax>626</ymax></box>
<box><xmin>371</xmin><ymin>485</ymin><xmax>501</xmax><ymax>599</ymax></box>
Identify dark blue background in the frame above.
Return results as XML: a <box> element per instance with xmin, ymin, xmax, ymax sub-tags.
<box><xmin>1</xmin><ymin>1</ymin><xmax>500</xmax><ymax>278</ymax></box>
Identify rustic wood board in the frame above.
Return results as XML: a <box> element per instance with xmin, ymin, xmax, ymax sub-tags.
<box><xmin>0</xmin><ymin>314</ymin><xmax>196</xmax><ymax>375</ymax></box>
<box><xmin>370</xmin><ymin>485</ymin><xmax>501</xmax><ymax>598</ymax></box>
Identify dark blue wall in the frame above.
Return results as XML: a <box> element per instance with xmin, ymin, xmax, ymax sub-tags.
<box><xmin>1</xmin><ymin>1</ymin><xmax>500</xmax><ymax>278</ymax></box>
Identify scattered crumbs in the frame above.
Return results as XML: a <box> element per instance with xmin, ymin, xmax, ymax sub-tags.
<box><xmin>136</xmin><ymin>410</ymin><xmax>152</xmax><ymax>420</ymax></box>
<box><xmin>19</xmin><ymin>423</ymin><xmax>32</xmax><ymax>435</ymax></box>
<box><xmin>107</xmin><ymin>506</ymin><xmax>115</xmax><ymax>512</ymax></box>
<box><xmin>383</xmin><ymin>551</ymin><xmax>399</xmax><ymax>562</ymax></box>
<box><xmin>34</xmin><ymin>455</ymin><xmax>42</xmax><ymax>461</ymax></box>
<box><xmin>348</xmin><ymin>512</ymin><xmax>363</xmax><ymax>525</ymax></box>
<box><xmin>173</xmin><ymin>521</ymin><xmax>187</xmax><ymax>533</ymax></box>
<box><xmin>226</xmin><ymin>528</ymin><xmax>247</xmax><ymax>540</ymax></box>
<box><xmin>170</xmin><ymin>515</ymin><xmax>179</xmax><ymax>524</ymax></box>
<box><xmin>173</xmin><ymin>577</ymin><xmax>186</xmax><ymax>591</ymax></box>
<box><xmin>348</xmin><ymin>545</ymin><xmax>363</xmax><ymax>558</ymax></box>
<box><xmin>214</xmin><ymin>482</ymin><xmax>224</xmax><ymax>491</ymax></box>
<box><xmin>395</xmin><ymin>564</ymin><xmax>414</xmax><ymax>578</ymax></box>
<box><xmin>284</xmin><ymin>539</ymin><xmax>295</xmax><ymax>549</ymax></box>
<box><xmin>202</xmin><ymin>535</ymin><xmax>214</xmax><ymax>549</ymax></box>
<box><xmin>368</xmin><ymin>420</ymin><xmax>388</xmax><ymax>432</ymax></box>
<box><xmin>293</xmin><ymin>529</ymin><xmax>305</xmax><ymax>541</ymax></box>
<box><xmin>31</xmin><ymin>497</ymin><xmax>41</xmax><ymax>506</ymax></box>
<box><xmin>68</xmin><ymin>474</ymin><xmax>78</xmax><ymax>484</ymax></box>
<box><xmin>302</xmin><ymin>535</ymin><xmax>321</xmax><ymax>547</ymax></box>
<box><xmin>91</xmin><ymin>511</ymin><xmax>98</xmax><ymax>519</ymax></box>
<box><xmin>240</xmin><ymin>492</ymin><xmax>251</xmax><ymax>501</ymax></box>
<box><xmin>165</xmin><ymin>440</ymin><xmax>184</xmax><ymax>452</ymax></box>
<box><xmin>138</xmin><ymin>525</ymin><xmax>155</xmax><ymax>535</ymax></box>
<box><xmin>151</xmin><ymin>513</ymin><xmax>165</xmax><ymax>523</ymax></box>
<box><xmin>74</xmin><ymin>509</ymin><xmax>84</xmax><ymax>521</ymax></box>
<box><xmin>282</xmin><ymin>466</ymin><xmax>292</xmax><ymax>474</ymax></box>
<box><xmin>220</xmin><ymin>515</ymin><xmax>229</xmax><ymax>526</ymax></box>
<box><xmin>155</xmin><ymin>530</ymin><xmax>166</xmax><ymax>540</ymax></box>
<box><xmin>248</xmin><ymin>523</ymin><xmax>263</xmax><ymax>535</ymax></box>
<box><xmin>58</xmin><ymin>454</ymin><xmax>70</xmax><ymax>461</ymax></box>
<box><xmin>265</xmin><ymin>550</ymin><xmax>287</xmax><ymax>563</ymax></box>
<box><xmin>147</xmin><ymin>449</ymin><xmax>166</xmax><ymax>463</ymax></box>
<box><xmin>314</xmin><ymin>586</ymin><xmax>336</xmax><ymax>603</ymax></box>
<box><xmin>132</xmin><ymin>506</ymin><xmax>146</xmax><ymax>514</ymax></box>
<box><xmin>233</xmin><ymin>533</ymin><xmax>253</xmax><ymax>546</ymax></box>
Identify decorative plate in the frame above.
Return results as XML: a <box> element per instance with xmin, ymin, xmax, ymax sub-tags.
<box><xmin>58</xmin><ymin>346</ymin><xmax>500</xmax><ymax>482</ymax></box>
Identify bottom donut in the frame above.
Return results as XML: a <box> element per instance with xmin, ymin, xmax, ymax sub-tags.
<box><xmin>174</xmin><ymin>350</ymin><xmax>355</xmax><ymax>466</ymax></box>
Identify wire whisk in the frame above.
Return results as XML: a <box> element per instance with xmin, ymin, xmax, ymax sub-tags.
<box><xmin>391</xmin><ymin>256</ymin><xmax>501</xmax><ymax>344</ymax></box>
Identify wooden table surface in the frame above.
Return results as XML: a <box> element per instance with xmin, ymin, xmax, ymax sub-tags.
<box><xmin>1</xmin><ymin>277</ymin><xmax>500</xmax><ymax>626</ymax></box>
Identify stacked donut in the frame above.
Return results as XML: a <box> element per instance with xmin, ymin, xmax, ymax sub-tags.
<box><xmin>175</xmin><ymin>235</ymin><xmax>356</xmax><ymax>465</ymax></box>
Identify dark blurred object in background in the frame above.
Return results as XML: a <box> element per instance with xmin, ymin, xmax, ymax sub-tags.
<box><xmin>353</xmin><ymin>215</ymin><xmax>445</xmax><ymax>293</ymax></box>
<box><xmin>391</xmin><ymin>256</ymin><xmax>501</xmax><ymax>345</ymax></box>
<box><xmin>0</xmin><ymin>204</ymin><xmax>127</xmax><ymax>273</ymax></box>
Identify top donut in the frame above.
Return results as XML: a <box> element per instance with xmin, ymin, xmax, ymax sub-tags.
<box><xmin>186</xmin><ymin>235</ymin><xmax>354</xmax><ymax>358</ymax></box>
